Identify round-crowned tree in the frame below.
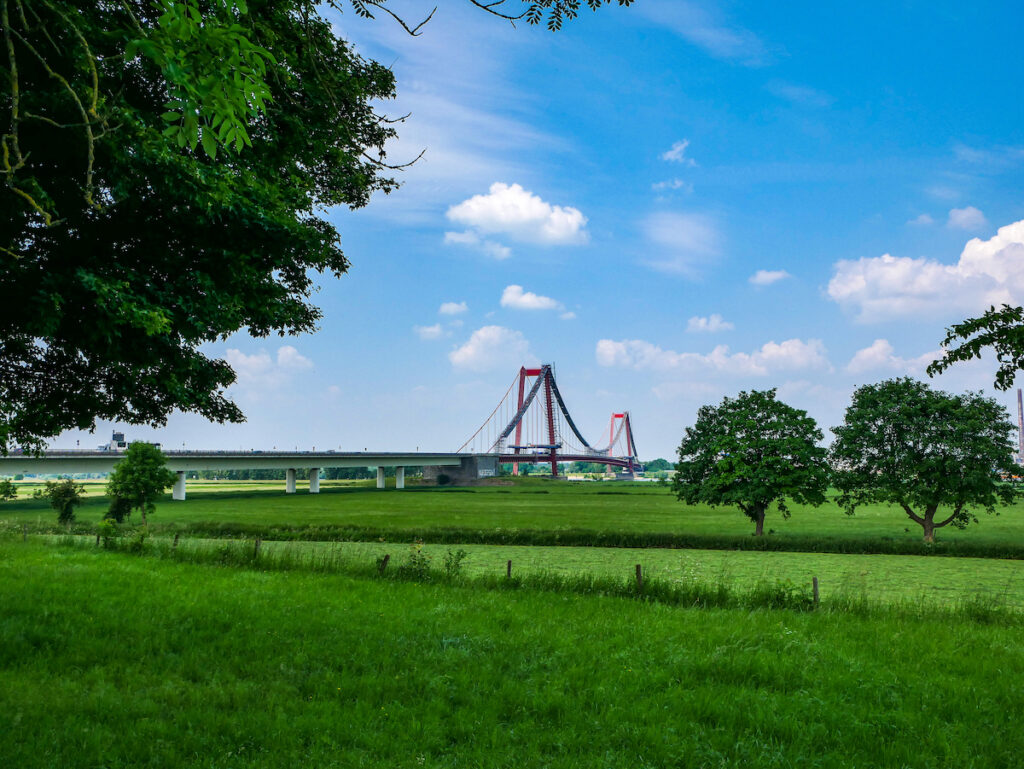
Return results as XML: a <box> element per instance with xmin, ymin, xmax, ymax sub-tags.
<box><xmin>106</xmin><ymin>443</ymin><xmax>177</xmax><ymax>525</ymax></box>
<box><xmin>673</xmin><ymin>389</ymin><xmax>829</xmax><ymax>536</ymax></box>
<box><xmin>830</xmin><ymin>378</ymin><xmax>1017</xmax><ymax>543</ymax></box>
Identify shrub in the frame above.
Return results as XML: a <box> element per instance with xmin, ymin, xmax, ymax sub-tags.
<box><xmin>36</xmin><ymin>477</ymin><xmax>85</xmax><ymax>524</ymax></box>
<box><xmin>398</xmin><ymin>541</ymin><xmax>432</xmax><ymax>582</ymax></box>
<box><xmin>105</xmin><ymin>496</ymin><xmax>133</xmax><ymax>523</ymax></box>
<box><xmin>436</xmin><ymin>473</ymin><xmax>451</xmax><ymax>486</ymax></box>
<box><xmin>96</xmin><ymin>519</ymin><xmax>120</xmax><ymax>548</ymax></box>
<box><xmin>443</xmin><ymin>549</ymin><xmax>468</xmax><ymax>578</ymax></box>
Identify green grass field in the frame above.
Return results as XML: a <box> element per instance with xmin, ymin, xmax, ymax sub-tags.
<box><xmin>5</xmin><ymin>478</ymin><xmax>1024</xmax><ymax>547</ymax></box>
<box><xmin>2</xmin><ymin>541</ymin><xmax>1023</xmax><ymax>769</ymax></box>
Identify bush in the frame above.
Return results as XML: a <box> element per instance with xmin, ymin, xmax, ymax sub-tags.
<box><xmin>95</xmin><ymin>519</ymin><xmax>120</xmax><ymax>548</ymax></box>
<box><xmin>105</xmin><ymin>496</ymin><xmax>133</xmax><ymax>523</ymax></box>
<box><xmin>436</xmin><ymin>473</ymin><xmax>451</xmax><ymax>486</ymax></box>
<box><xmin>0</xmin><ymin>479</ymin><xmax>16</xmax><ymax>501</ymax></box>
<box><xmin>398</xmin><ymin>541</ymin><xmax>432</xmax><ymax>582</ymax></box>
<box><xmin>36</xmin><ymin>477</ymin><xmax>85</xmax><ymax>524</ymax></box>
<box><xmin>443</xmin><ymin>549</ymin><xmax>468</xmax><ymax>578</ymax></box>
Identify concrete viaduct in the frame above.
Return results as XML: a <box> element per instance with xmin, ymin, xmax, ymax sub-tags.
<box><xmin>0</xmin><ymin>451</ymin><xmax>485</xmax><ymax>500</ymax></box>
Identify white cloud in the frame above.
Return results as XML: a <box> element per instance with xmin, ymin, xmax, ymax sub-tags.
<box><xmin>749</xmin><ymin>269</ymin><xmax>791</xmax><ymax>286</ymax></box>
<box><xmin>414</xmin><ymin>324</ymin><xmax>444</xmax><ymax>340</ymax></box>
<box><xmin>686</xmin><ymin>314</ymin><xmax>734</xmax><ymax>333</ymax></box>
<box><xmin>652</xmin><ymin>178</ymin><xmax>694</xmax><ymax>193</ymax></box>
<box><xmin>827</xmin><ymin>218</ymin><xmax>1024</xmax><ymax>321</ymax></box>
<box><xmin>443</xmin><ymin>230</ymin><xmax>511</xmax><ymax>260</ymax></box>
<box><xmin>439</xmin><ymin>301</ymin><xmax>468</xmax><ymax>315</ymax></box>
<box><xmin>846</xmin><ymin>339</ymin><xmax>942</xmax><ymax>375</ymax></box>
<box><xmin>907</xmin><ymin>213</ymin><xmax>935</xmax><ymax>226</ymax></box>
<box><xmin>225</xmin><ymin>346</ymin><xmax>312</xmax><ymax>391</ymax></box>
<box><xmin>446</xmin><ymin>182</ymin><xmax>588</xmax><ymax>246</ymax></box>
<box><xmin>661</xmin><ymin>140</ymin><xmax>697</xmax><ymax>166</ymax></box>
<box><xmin>500</xmin><ymin>284</ymin><xmax>563</xmax><ymax>311</ymax></box>
<box><xmin>595</xmin><ymin>338</ymin><xmax>829</xmax><ymax>376</ymax></box>
<box><xmin>642</xmin><ymin>212</ymin><xmax>720</xmax><ymax>275</ymax></box>
<box><xmin>560</xmin><ymin>311</ymin><xmax>576</xmax><ymax>320</ymax></box>
<box><xmin>765</xmin><ymin>80</ymin><xmax>834</xmax><ymax>107</ymax></box>
<box><xmin>449</xmin><ymin>326</ymin><xmax>534</xmax><ymax>373</ymax></box>
<box><xmin>637</xmin><ymin>2</ymin><xmax>768</xmax><ymax>65</ymax></box>
<box><xmin>947</xmin><ymin>206</ymin><xmax>988</xmax><ymax>231</ymax></box>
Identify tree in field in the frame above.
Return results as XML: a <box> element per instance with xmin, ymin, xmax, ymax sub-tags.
<box><xmin>0</xmin><ymin>0</ymin><xmax>631</xmax><ymax>454</ymax></box>
<box><xmin>673</xmin><ymin>390</ymin><xmax>830</xmax><ymax>536</ymax></box>
<box><xmin>830</xmin><ymin>378</ymin><xmax>1017</xmax><ymax>543</ymax></box>
<box><xmin>0</xmin><ymin>478</ymin><xmax>16</xmax><ymax>501</ymax></box>
<box><xmin>37</xmin><ymin>478</ymin><xmax>86</xmax><ymax>524</ymax></box>
<box><xmin>106</xmin><ymin>443</ymin><xmax>177</xmax><ymax>525</ymax></box>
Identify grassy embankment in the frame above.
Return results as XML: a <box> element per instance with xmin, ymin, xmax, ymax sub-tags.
<box><xmin>2</xmin><ymin>540</ymin><xmax>1022</xmax><ymax>769</ymax></box>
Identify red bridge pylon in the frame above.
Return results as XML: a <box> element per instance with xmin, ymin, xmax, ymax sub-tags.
<box><xmin>457</xmin><ymin>363</ymin><xmax>640</xmax><ymax>476</ymax></box>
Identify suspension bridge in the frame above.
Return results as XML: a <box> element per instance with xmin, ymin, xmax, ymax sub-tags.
<box><xmin>457</xmin><ymin>364</ymin><xmax>640</xmax><ymax>476</ymax></box>
<box><xmin>1</xmin><ymin>363</ymin><xmax>640</xmax><ymax>491</ymax></box>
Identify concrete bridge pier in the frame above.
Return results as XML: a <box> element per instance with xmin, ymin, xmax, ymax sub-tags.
<box><xmin>172</xmin><ymin>471</ymin><xmax>187</xmax><ymax>501</ymax></box>
<box><xmin>309</xmin><ymin>468</ymin><xmax>320</xmax><ymax>494</ymax></box>
<box><xmin>286</xmin><ymin>468</ymin><xmax>296</xmax><ymax>494</ymax></box>
<box><xmin>396</xmin><ymin>466</ymin><xmax>405</xmax><ymax>489</ymax></box>
<box><xmin>376</xmin><ymin>466</ymin><xmax>386</xmax><ymax>489</ymax></box>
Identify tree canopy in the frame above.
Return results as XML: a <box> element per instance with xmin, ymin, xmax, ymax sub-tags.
<box><xmin>36</xmin><ymin>477</ymin><xmax>85</xmax><ymax>524</ymax></box>
<box><xmin>830</xmin><ymin>378</ymin><xmax>1017</xmax><ymax>543</ymax></box>
<box><xmin>673</xmin><ymin>389</ymin><xmax>829</xmax><ymax>536</ymax></box>
<box><xmin>106</xmin><ymin>442</ymin><xmax>177</xmax><ymax>524</ymax></box>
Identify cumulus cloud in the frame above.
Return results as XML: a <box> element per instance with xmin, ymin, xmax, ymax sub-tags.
<box><xmin>449</xmin><ymin>326</ymin><xmax>534</xmax><ymax>373</ymax></box>
<box><xmin>439</xmin><ymin>301</ymin><xmax>468</xmax><ymax>315</ymax></box>
<box><xmin>661</xmin><ymin>140</ymin><xmax>697</xmax><ymax>166</ymax></box>
<box><xmin>827</xmin><ymin>218</ymin><xmax>1024</xmax><ymax>321</ymax></box>
<box><xmin>414</xmin><ymin>324</ymin><xmax>444</xmax><ymax>340</ymax></box>
<box><xmin>446</xmin><ymin>182</ymin><xmax>588</xmax><ymax>246</ymax></box>
<box><xmin>907</xmin><ymin>213</ymin><xmax>935</xmax><ymax>226</ymax></box>
<box><xmin>595</xmin><ymin>337</ymin><xmax>829</xmax><ymax>376</ymax></box>
<box><xmin>642</xmin><ymin>212</ymin><xmax>720</xmax><ymax>275</ymax></box>
<box><xmin>846</xmin><ymin>339</ymin><xmax>942</xmax><ymax>375</ymax></box>
<box><xmin>686</xmin><ymin>314</ymin><xmax>734</xmax><ymax>333</ymax></box>
<box><xmin>443</xmin><ymin>230</ymin><xmax>511</xmax><ymax>260</ymax></box>
<box><xmin>947</xmin><ymin>206</ymin><xmax>988</xmax><ymax>231</ymax></box>
<box><xmin>500</xmin><ymin>284</ymin><xmax>563</xmax><ymax>311</ymax></box>
<box><xmin>225</xmin><ymin>346</ymin><xmax>312</xmax><ymax>391</ymax></box>
<box><xmin>749</xmin><ymin>269</ymin><xmax>791</xmax><ymax>286</ymax></box>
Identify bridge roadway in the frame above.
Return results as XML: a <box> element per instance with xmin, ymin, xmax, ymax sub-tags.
<box><xmin>0</xmin><ymin>450</ymin><xmax>469</xmax><ymax>500</ymax></box>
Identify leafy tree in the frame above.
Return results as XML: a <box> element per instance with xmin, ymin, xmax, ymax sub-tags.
<box><xmin>106</xmin><ymin>443</ymin><xmax>177</xmax><ymax>525</ymax></box>
<box><xmin>673</xmin><ymin>390</ymin><xmax>829</xmax><ymax>536</ymax></box>
<box><xmin>0</xmin><ymin>478</ymin><xmax>16</xmax><ymax>501</ymax></box>
<box><xmin>1</xmin><ymin>0</ymin><xmax>631</xmax><ymax>454</ymax></box>
<box><xmin>645</xmin><ymin>458</ymin><xmax>671</xmax><ymax>471</ymax></box>
<box><xmin>37</xmin><ymin>477</ymin><xmax>85</xmax><ymax>524</ymax></box>
<box><xmin>830</xmin><ymin>378</ymin><xmax>1017</xmax><ymax>543</ymax></box>
<box><xmin>927</xmin><ymin>304</ymin><xmax>1024</xmax><ymax>390</ymax></box>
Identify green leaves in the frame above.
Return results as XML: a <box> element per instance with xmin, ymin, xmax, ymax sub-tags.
<box><xmin>128</xmin><ymin>0</ymin><xmax>275</xmax><ymax>158</ymax></box>
<box><xmin>673</xmin><ymin>390</ymin><xmax>829</xmax><ymax>534</ymax></box>
<box><xmin>830</xmin><ymin>378</ymin><xmax>1017</xmax><ymax>540</ymax></box>
<box><xmin>928</xmin><ymin>304</ymin><xmax>1024</xmax><ymax>391</ymax></box>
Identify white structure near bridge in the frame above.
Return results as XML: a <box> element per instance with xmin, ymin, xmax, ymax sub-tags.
<box><xmin>0</xmin><ymin>450</ymin><xmax>470</xmax><ymax>500</ymax></box>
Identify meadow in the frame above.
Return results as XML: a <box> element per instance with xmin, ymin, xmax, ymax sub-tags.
<box><xmin>4</xmin><ymin>479</ymin><xmax>1024</xmax><ymax>767</ymax></box>
<box><xmin>2</xmin><ymin>541</ymin><xmax>1023</xmax><ymax>768</ymax></box>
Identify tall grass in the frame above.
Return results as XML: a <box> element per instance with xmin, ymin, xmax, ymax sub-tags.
<box><xmin>47</xmin><ymin>533</ymin><xmax>1022</xmax><ymax>623</ymax></box>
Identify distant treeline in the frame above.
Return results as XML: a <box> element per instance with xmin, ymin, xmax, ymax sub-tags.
<box><xmin>191</xmin><ymin>467</ymin><xmax>424</xmax><ymax>481</ymax></box>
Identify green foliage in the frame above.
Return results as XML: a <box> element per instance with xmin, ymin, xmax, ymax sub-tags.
<box><xmin>0</xmin><ymin>479</ymin><xmax>16</xmax><ymax>501</ymax></box>
<box><xmin>105</xmin><ymin>443</ymin><xmax>177</xmax><ymax>525</ymax></box>
<box><xmin>104</xmin><ymin>495</ymin><xmax>133</xmax><ymax>524</ymax></box>
<box><xmin>442</xmin><ymin>548</ymin><xmax>469</xmax><ymax>577</ymax></box>
<box><xmin>95</xmin><ymin>518</ymin><xmax>120</xmax><ymax>548</ymax></box>
<box><xmin>831</xmin><ymin>378</ymin><xmax>1018</xmax><ymax>542</ymax></box>
<box><xmin>674</xmin><ymin>389</ymin><xmax>830</xmax><ymax>535</ymax></box>
<box><xmin>0</xmin><ymin>0</ymin><xmax>398</xmax><ymax>453</ymax></box>
<box><xmin>927</xmin><ymin>304</ymin><xmax>1024</xmax><ymax>390</ymax></box>
<box><xmin>36</xmin><ymin>477</ymin><xmax>85</xmax><ymax>524</ymax></box>
<box><xmin>398</xmin><ymin>540</ymin><xmax>432</xmax><ymax>581</ymax></box>
<box><xmin>645</xmin><ymin>457</ymin><xmax>672</xmax><ymax>471</ymax></box>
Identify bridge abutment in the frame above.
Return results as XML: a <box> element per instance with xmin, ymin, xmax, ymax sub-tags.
<box><xmin>172</xmin><ymin>471</ymin><xmax>186</xmax><ymax>501</ymax></box>
<box><xmin>423</xmin><ymin>455</ymin><xmax>498</xmax><ymax>486</ymax></box>
<box><xmin>309</xmin><ymin>468</ymin><xmax>320</xmax><ymax>493</ymax></box>
<box><xmin>286</xmin><ymin>468</ymin><xmax>296</xmax><ymax>494</ymax></box>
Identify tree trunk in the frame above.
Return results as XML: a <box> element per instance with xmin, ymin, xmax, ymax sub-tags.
<box><xmin>754</xmin><ymin>508</ymin><xmax>766</xmax><ymax>536</ymax></box>
<box><xmin>922</xmin><ymin>514</ymin><xmax>935</xmax><ymax>543</ymax></box>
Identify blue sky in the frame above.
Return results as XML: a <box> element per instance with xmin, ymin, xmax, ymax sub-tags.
<box><xmin>60</xmin><ymin>0</ymin><xmax>1024</xmax><ymax>459</ymax></box>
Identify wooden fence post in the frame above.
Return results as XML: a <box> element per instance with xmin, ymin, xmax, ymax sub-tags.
<box><xmin>378</xmin><ymin>553</ymin><xmax>390</xmax><ymax>574</ymax></box>
<box><xmin>172</xmin><ymin>533</ymin><xmax>180</xmax><ymax>549</ymax></box>
<box><xmin>506</xmin><ymin>559</ymin><xmax>512</xmax><ymax>579</ymax></box>
<box><xmin>22</xmin><ymin>524</ymin><xmax>27</xmax><ymax>542</ymax></box>
<box><xmin>812</xmin><ymin>576</ymin><xmax>820</xmax><ymax>608</ymax></box>
<box><xmin>95</xmin><ymin>532</ymin><xmax>101</xmax><ymax>547</ymax></box>
<box><xmin>635</xmin><ymin>563</ymin><xmax>643</xmax><ymax>592</ymax></box>
<box><xmin>254</xmin><ymin>538</ymin><xmax>262</xmax><ymax>560</ymax></box>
